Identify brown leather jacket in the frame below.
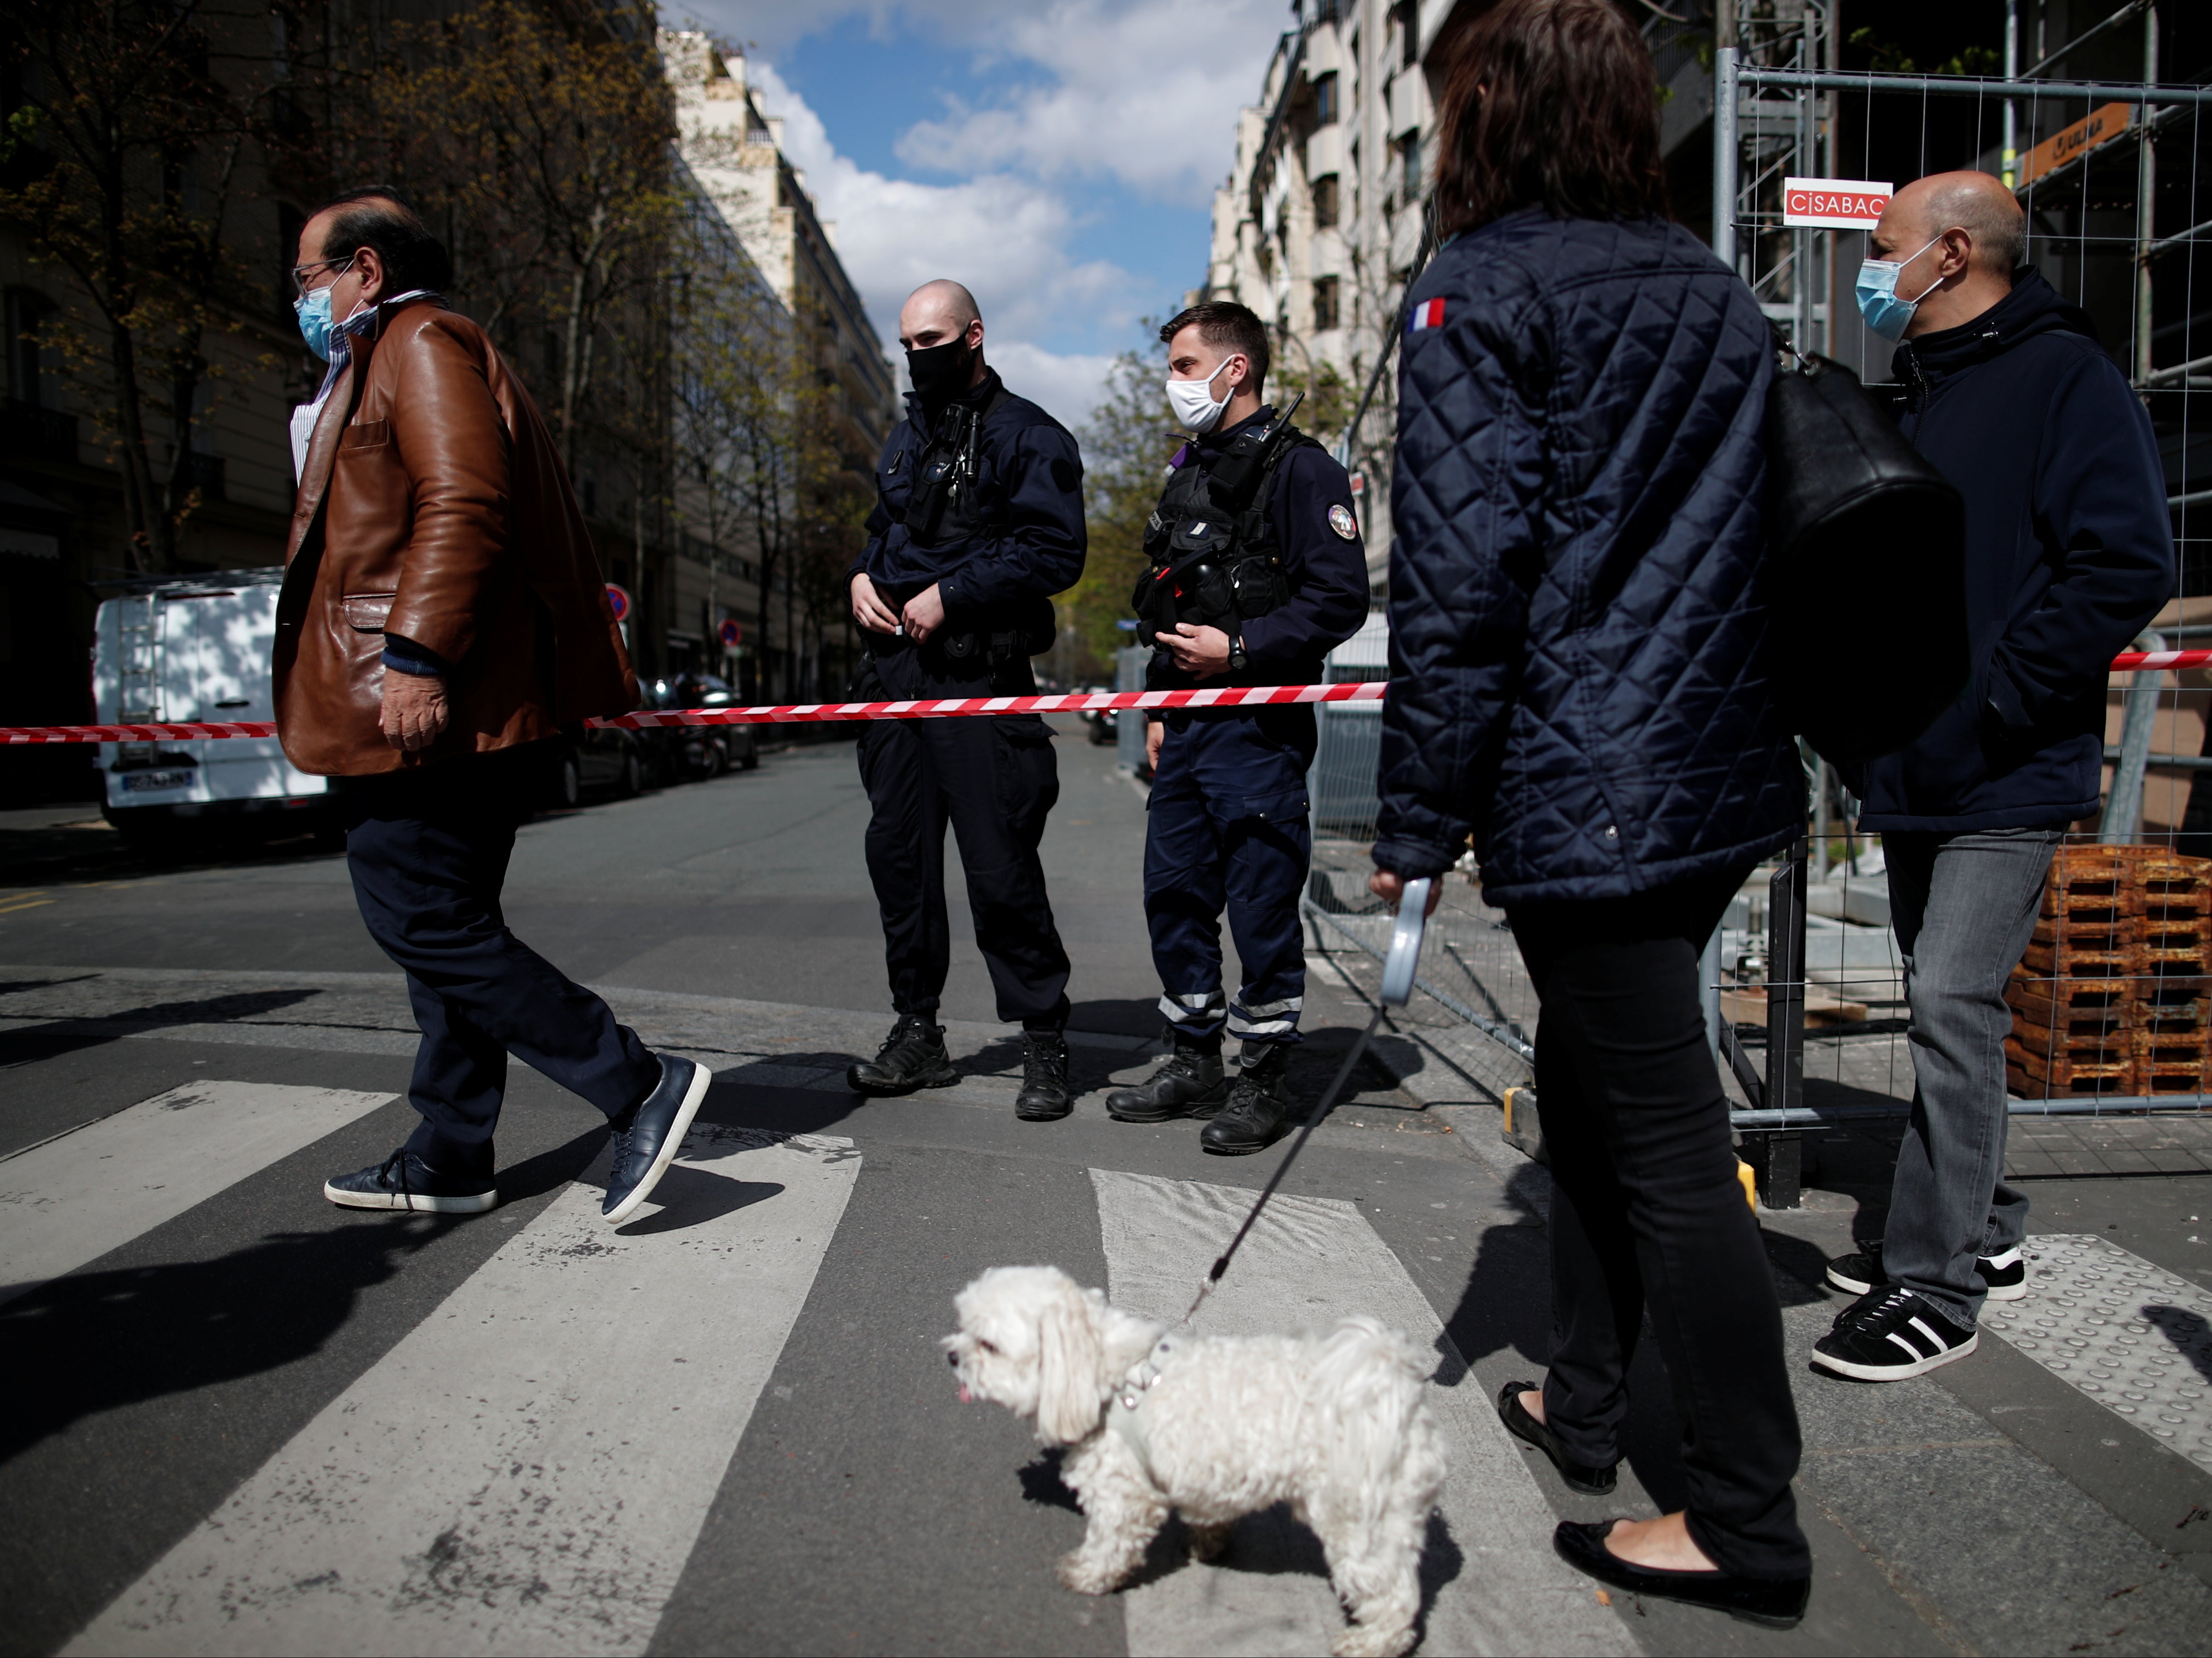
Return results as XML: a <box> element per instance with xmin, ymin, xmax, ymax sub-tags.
<box><xmin>273</xmin><ymin>296</ymin><xmax>636</xmax><ymax>776</ymax></box>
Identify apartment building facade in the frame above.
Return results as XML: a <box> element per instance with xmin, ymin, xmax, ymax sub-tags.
<box><xmin>663</xmin><ymin>30</ymin><xmax>897</xmax><ymax>701</ymax></box>
<box><xmin>1197</xmin><ymin>0</ymin><xmax>1478</xmax><ymax>591</ymax></box>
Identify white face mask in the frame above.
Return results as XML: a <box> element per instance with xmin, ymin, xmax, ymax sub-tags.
<box><xmin>1164</xmin><ymin>352</ymin><xmax>1242</xmax><ymax>434</ymax></box>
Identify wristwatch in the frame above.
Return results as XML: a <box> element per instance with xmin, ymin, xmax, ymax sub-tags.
<box><xmin>1228</xmin><ymin>634</ymin><xmax>1248</xmax><ymax>672</ymax></box>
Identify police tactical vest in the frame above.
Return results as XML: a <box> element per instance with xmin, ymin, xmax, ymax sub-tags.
<box><xmin>879</xmin><ymin>385</ymin><xmax>1050</xmax><ymax>672</ymax></box>
<box><xmin>1131</xmin><ymin>414</ymin><xmax>1317</xmax><ymax>653</ymax></box>
<box><xmin>894</xmin><ymin>387</ymin><xmax>1012</xmax><ymax>550</ymax></box>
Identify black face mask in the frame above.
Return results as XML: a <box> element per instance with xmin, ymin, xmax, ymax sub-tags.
<box><xmin>906</xmin><ymin>334</ymin><xmax>975</xmax><ymax>403</ymax></box>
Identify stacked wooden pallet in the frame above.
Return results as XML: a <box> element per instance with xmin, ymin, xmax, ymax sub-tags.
<box><xmin>2005</xmin><ymin>845</ymin><xmax>2212</xmax><ymax>1097</ymax></box>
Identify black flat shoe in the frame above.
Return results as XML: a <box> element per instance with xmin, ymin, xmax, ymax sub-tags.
<box><xmin>1553</xmin><ymin>1520</ymin><xmax>1810</xmax><ymax>1629</ymax></box>
<box><xmin>1496</xmin><ymin>1380</ymin><xmax>1617</xmax><ymax>1495</ymax></box>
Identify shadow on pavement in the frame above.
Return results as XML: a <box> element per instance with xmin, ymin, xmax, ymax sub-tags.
<box><xmin>0</xmin><ymin>1128</ymin><xmax>602</xmax><ymax>1467</ymax></box>
<box><xmin>0</xmin><ymin>987</ymin><xmax>326</xmax><ymax>1068</ymax></box>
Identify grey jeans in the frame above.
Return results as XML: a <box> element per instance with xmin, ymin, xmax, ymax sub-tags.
<box><xmin>1880</xmin><ymin>828</ymin><xmax>2061</xmax><ymax>1326</ymax></box>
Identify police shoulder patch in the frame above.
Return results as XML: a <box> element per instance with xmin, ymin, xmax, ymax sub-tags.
<box><xmin>1327</xmin><ymin>504</ymin><xmax>1359</xmax><ymax>540</ymax></box>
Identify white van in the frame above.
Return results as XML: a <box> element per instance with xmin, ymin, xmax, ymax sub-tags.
<box><xmin>92</xmin><ymin>568</ymin><xmax>335</xmax><ymax>848</ymax></box>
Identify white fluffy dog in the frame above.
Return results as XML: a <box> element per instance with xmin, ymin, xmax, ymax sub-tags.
<box><xmin>944</xmin><ymin>1264</ymin><xmax>1447</xmax><ymax>1658</ymax></box>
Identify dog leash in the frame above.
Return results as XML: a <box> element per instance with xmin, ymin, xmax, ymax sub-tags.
<box><xmin>1178</xmin><ymin>877</ymin><xmax>1434</xmax><ymax>1326</ymax></box>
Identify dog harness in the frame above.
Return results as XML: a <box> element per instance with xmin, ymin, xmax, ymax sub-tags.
<box><xmin>1104</xmin><ymin>1335</ymin><xmax>1178</xmax><ymax>1476</ymax></box>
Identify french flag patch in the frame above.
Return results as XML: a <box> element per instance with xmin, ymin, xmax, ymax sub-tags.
<box><xmin>1407</xmin><ymin>297</ymin><xmax>1446</xmax><ymax>333</ymax></box>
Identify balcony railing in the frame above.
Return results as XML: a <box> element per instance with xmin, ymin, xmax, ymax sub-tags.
<box><xmin>0</xmin><ymin>400</ymin><xmax>78</xmax><ymax>465</ymax></box>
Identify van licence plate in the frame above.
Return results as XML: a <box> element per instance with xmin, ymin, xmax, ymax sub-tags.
<box><xmin>122</xmin><ymin>770</ymin><xmax>194</xmax><ymax>792</ymax></box>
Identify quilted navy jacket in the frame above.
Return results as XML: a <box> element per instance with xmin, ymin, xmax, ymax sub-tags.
<box><xmin>1374</xmin><ymin>210</ymin><xmax>1803</xmax><ymax>905</ymax></box>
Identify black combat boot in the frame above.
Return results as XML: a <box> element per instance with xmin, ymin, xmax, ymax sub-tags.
<box><xmin>1015</xmin><ymin>1029</ymin><xmax>1073</xmax><ymax>1121</ymax></box>
<box><xmin>847</xmin><ymin>1014</ymin><xmax>960</xmax><ymax>1095</ymax></box>
<box><xmin>1200</xmin><ymin>1043</ymin><xmax>1294</xmax><ymax>1154</ymax></box>
<box><xmin>1105</xmin><ymin>1032</ymin><xmax>1228</xmax><ymax>1123</ymax></box>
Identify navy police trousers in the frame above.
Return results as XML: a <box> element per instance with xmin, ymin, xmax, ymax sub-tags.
<box><xmin>856</xmin><ymin>641</ymin><xmax>1072</xmax><ymax>1029</ymax></box>
<box><xmin>1144</xmin><ymin>709</ymin><xmax>1316</xmax><ymax>1048</ymax></box>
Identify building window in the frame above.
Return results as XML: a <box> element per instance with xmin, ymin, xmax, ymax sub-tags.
<box><xmin>1312</xmin><ymin>174</ymin><xmax>1339</xmax><ymax>229</ymax></box>
<box><xmin>1313</xmin><ymin>276</ymin><xmax>1340</xmax><ymax>333</ymax></box>
<box><xmin>5</xmin><ymin>289</ymin><xmax>55</xmax><ymax>406</ymax></box>
<box><xmin>1400</xmin><ymin>132</ymin><xmax>1423</xmax><ymax>202</ymax></box>
<box><xmin>1399</xmin><ymin>1</ymin><xmax>1420</xmax><ymax>69</ymax></box>
<box><xmin>1311</xmin><ymin>72</ymin><xmax>1338</xmax><ymax>126</ymax></box>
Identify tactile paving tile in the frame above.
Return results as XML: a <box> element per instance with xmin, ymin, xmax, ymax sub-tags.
<box><xmin>1982</xmin><ymin>1234</ymin><xmax>2212</xmax><ymax>1469</ymax></box>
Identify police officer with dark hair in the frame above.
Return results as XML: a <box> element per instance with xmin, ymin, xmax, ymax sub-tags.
<box><xmin>844</xmin><ymin>279</ymin><xmax>1086</xmax><ymax>1118</ymax></box>
<box><xmin>1105</xmin><ymin>301</ymin><xmax>1368</xmax><ymax>1152</ymax></box>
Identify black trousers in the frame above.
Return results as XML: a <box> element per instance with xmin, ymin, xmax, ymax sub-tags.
<box><xmin>339</xmin><ymin>745</ymin><xmax>659</xmax><ymax>1176</ymax></box>
<box><xmin>855</xmin><ymin>642</ymin><xmax>1070</xmax><ymax>1028</ymax></box>
<box><xmin>1512</xmin><ymin>870</ymin><xmax>1811</xmax><ymax>1581</ymax></box>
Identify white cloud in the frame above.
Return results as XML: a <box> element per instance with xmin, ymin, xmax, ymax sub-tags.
<box><xmin>745</xmin><ymin>61</ymin><xmax>1138</xmax><ymax>427</ymax></box>
<box><xmin>895</xmin><ymin>0</ymin><xmax>1284</xmax><ymax>206</ymax></box>
<box><xmin>677</xmin><ymin>0</ymin><xmax>1282</xmax><ymax>204</ymax></box>
<box><xmin>671</xmin><ymin>1</ymin><xmax>1281</xmax><ymax>427</ymax></box>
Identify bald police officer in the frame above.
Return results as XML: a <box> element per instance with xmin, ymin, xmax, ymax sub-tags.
<box><xmin>1106</xmin><ymin>301</ymin><xmax>1368</xmax><ymax>1152</ymax></box>
<box><xmin>845</xmin><ymin>280</ymin><xmax>1086</xmax><ymax>1118</ymax></box>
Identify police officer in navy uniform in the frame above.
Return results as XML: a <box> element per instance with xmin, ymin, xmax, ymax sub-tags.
<box><xmin>1105</xmin><ymin>302</ymin><xmax>1367</xmax><ymax>1152</ymax></box>
<box><xmin>845</xmin><ymin>279</ymin><xmax>1086</xmax><ymax>1118</ymax></box>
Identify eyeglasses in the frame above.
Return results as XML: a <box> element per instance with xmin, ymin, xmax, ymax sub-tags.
<box><xmin>290</xmin><ymin>254</ymin><xmax>355</xmax><ymax>298</ymax></box>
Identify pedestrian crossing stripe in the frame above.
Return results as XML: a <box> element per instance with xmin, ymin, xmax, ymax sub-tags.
<box><xmin>0</xmin><ymin>1081</ymin><xmax>398</xmax><ymax>1308</ymax></box>
<box><xmin>70</xmin><ymin>1122</ymin><xmax>862</xmax><ymax>1657</ymax></box>
<box><xmin>23</xmin><ymin>1079</ymin><xmax>2212</xmax><ymax>1654</ymax></box>
<box><xmin>1092</xmin><ymin>1170</ymin><xmax>1636</xmax><ymax>1658</ymax></box>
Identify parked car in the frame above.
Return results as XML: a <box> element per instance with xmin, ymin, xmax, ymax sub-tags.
<box><xmin>548</xmin><ymin>723</ymin><xmax>646</xmax><ymax>808</ymax></box>
<box><xmin>645</xmin><ymin>675</ymin><xmax>759</xmax><ymax>780</ymax></box>
<box><xmin>91</xmin><ymin>568</ymin><xmax>339</xmax><ymax>851</ymax></box>
<box><xmin>1080</xmin><ymin>685</ymin><xmax>1119</xmax><ymax>746</ymax></box>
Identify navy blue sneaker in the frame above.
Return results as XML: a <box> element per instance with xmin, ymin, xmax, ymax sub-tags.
<box><xmin>325</xmin><ymin>1148</ymin><xmax>497</xmax><ymax>1215</ymax></box>
<box><xmin>603</xmin><ymin>1055</ymin><xmax>712</xmax><ymax>1224</ymax></box>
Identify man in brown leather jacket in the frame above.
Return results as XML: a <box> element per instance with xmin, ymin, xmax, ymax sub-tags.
<box><xmin>278</xmin><ymin>189</ymin><xmax>707</xmax><ymax>1224</ymax></box>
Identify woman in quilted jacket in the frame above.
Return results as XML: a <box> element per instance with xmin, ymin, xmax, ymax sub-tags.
<box><xmin>1369</xmin><ymin>0</ymin><xmax>1811</xmax><ymax>1627</ymax></box>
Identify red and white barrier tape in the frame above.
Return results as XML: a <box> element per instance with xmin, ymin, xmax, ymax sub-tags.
<box><xmin>8</xmin><ymin>649</ymin><xmax>2206</xmax><ymax>746</ymax></box>
<box><xmin>0</xmin><ymin>679</ymin><xmax>1387</xmax><ymax>747</ymax></box>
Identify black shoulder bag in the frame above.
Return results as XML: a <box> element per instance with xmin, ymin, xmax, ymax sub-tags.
<box><xmin>1764</xmin><ymin>340</ymin><xmax>1968</xmax><ymax>765</ymax></box>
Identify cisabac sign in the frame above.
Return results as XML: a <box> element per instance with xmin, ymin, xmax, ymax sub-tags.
<box><xmin>1782</xmin><ymin>178</ymin><xmax>1892</xmax><ymax>229</ymax></box>
<box><xmin>2021</xmin><ymin>103</ymin><xmax>2134</xmax><ymax>187</ymax></box>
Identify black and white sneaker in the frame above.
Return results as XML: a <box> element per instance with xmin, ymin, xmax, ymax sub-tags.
<box><xmin>1825</xmin><ymin>1240</ymin><xmax>2028</xmax><ymax>1302</ymax></box>
<box><xmin>325</xmin><ymin>1148</ymin><xmax>497</xmax><ymax>1214</ymax></box>
<box><xmin>1812</xmin><ymin>1286</ymin><xmax>1977</xmax><ymax>1381</ymax></box>
<box><xmin>1977</xmin><ymin>1245</ymin><xmax>2027</xmax><ymax>1302</ymax></box>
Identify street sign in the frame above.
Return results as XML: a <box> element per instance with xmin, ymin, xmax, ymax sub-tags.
<box><xmin>1782</xmin><ymin>178</ymin><xmax>1892</xmax><ymax>229</ymax></box>
<box><xmin>718</xmin><ymin>618</ymin><xmax>743</xmax><ymax>648</ymax></box>
<box><xmin>604</xmin><ymin>583</ymin><xmax>631</xmax><ymax>623</ymax></box>
<box><xmin>2020</xmin><ymin>103</ymin><xmax>2133</xmax><ymax>187</ymax></box>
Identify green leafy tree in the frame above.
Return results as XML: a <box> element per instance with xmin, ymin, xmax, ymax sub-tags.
<box><xmin>1067</xmin><ymin>334</ymin><xmax>1178</xmax><ymax>674</ymax></box>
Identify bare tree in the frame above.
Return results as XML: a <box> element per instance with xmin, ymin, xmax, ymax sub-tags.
<box><xmin>0</xmin><ymin>0</ymin><xmax>280</xmax><ymax>572</ymax></box>
<box><xmin>353</xmin><ymin>0</ymin><xmax>678</xmax><ymax>474</ymax></box>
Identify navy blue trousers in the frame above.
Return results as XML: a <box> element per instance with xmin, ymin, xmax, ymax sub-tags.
<box><xmin>855</xmin><ymin>643</ymin><xmax>1071</xmax><ymax>1028</ymax></box>
<box><xmin>339</xmin><ymin>745</ymin><xmax>659</xmax><ymax>1176</ymax></box>
<box><xmin>1143</xmin><ymin>710</ymin><xmax>1315</xmax><ymax>1046</ymax></box>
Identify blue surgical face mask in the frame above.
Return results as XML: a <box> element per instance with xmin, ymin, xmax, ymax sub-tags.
<box><xmin>1855</xmin><ymin>233</ymin><xmax>1948</xmax><ymax>342</ymax></box>
<box><xmin>294</xmin><ymin>284</ymin><xmax>337</xmax><ymax>360</ymax></box>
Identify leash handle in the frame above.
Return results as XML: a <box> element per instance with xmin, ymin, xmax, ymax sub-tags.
<box><xmin>1179</xmin><ymin>876</ymin><xmax>1434</xmax><ymax>1325</ymax></box>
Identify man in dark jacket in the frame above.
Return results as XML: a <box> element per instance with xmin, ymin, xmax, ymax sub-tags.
<box><xmin>1104</xmin><ymin>302</ymin><xmax>1367</xmax><ymax>1152</ymax></box>
<box><xmin>844</xmin><ymin>280</ymin><xmax>1086</xmax><ymax>1118</ymax></box>
<box><xmin>1816</xmin><ymin>172</ymin><xmax>2175</xmax><ymax>1383</ymax></box>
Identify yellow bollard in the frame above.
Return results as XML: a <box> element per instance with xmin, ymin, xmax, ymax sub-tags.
<box><xmin>1736</xmin><ymin>1157</ymin><xmax>1759</xmax><ymax>1211</ymax></box>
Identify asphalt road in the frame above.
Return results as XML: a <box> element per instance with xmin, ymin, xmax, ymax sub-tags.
<box><xmin>4</xmin><ymin>723</ymin><xmax>2212</xmax><ymax>1657</ymax></box>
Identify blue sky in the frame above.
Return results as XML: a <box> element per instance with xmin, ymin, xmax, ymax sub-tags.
<box><xmin>675</xmin><ymin>0</ymin><xmax>1290</xmax><ymax>428</ymax></box>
